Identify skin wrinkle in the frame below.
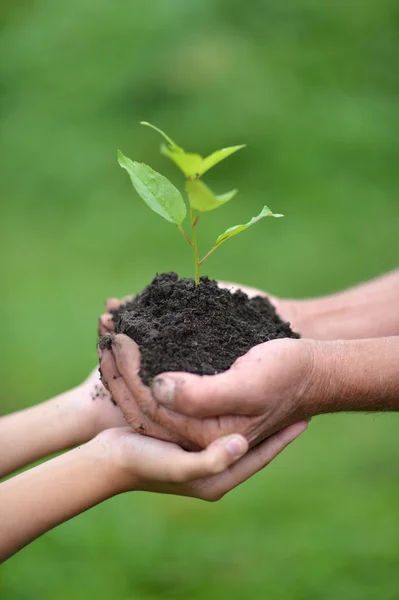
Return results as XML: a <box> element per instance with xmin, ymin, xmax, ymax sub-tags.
<box><xmin>297</xmin><ymin>340</ymin><xmax>335</xmax><ymax>417</ymax></box>
<box><xmin>314</xmin><ymin>339</ymin><xmax>399</xmax><ymax>414</ymax></box>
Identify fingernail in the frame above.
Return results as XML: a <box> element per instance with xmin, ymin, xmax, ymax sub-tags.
<box><xmin>151</xmin><ymin>377</ymin><xmax>176</xmax><ymax>407</ymax></box>
<box><xmin>225</xmin><ymin>436</ymin><xmax>247</xmax><ymax>459</ymax></box>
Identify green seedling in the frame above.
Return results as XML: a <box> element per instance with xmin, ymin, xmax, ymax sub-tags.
<box><xmin>118</xmin><ymin>122</ymin><xmax>283</xmax><ymax>286</ymax></box>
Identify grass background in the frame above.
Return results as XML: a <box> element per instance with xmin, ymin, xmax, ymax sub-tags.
<box><xmin>1</xmin><ymin>1</ymin><xmax>399</xmax><ymax>597</ymax></box>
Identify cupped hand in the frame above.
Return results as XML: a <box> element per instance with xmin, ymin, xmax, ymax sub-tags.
<box><xmin>99</xmin><ymin>295</ymin><xmax>197</xmax><ymax>450</ymax></box>
<box><xmin>99</xmin><ymin>343</ymin><xmax>199</xmax><ymax>450</ymax></box>
<box><xmin>96</xmin><ymin>420</ymin><xmax>308</xmax><ymax>499</ymax></box>
<box><xmin>105</xmin><ymin>333</ymin><xmax>318</xmax><ymax>449</ymax></box>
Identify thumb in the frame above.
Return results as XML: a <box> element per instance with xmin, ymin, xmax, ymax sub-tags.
<box><xmin>150</xmin><ymin>361</ymin><xmax>261</xmax><ymax>418</ymax></box>
<box><xmin>174</xmin><ymin>434</ymin><xmax>249</xmax><ymax>482</ymax></box>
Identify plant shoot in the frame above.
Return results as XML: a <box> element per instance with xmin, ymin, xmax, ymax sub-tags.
<box><xmin>118</xmin><ymin>122</ymin><xmax>283</xmax><ymax>285</ymax></box>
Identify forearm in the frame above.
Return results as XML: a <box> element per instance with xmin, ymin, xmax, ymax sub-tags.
<box><xmin>279</xmin><ymin>270</ymin><xmax>399</xmax><ymax>340</ymax></box>
<box><xmin>0</xmin><ymin>440</ymin><xmax>120</xmax><ymax>562</ymax></box>
<box><xmin>310</xmin><ymin>336</ymin><xmax>399</xmax><ymax>415</ymax></box>
<box><xmin>0</xmin><ymin>387</ymin><xmax>101</xmax><ymax>478</ymax></box>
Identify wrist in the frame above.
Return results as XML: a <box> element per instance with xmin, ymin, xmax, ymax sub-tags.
<box><xmin>286</xmin><ymin>339</ymin><xmax>329</xmax><ymax>421</ymax></box>
<box><xmin>305</xmin><ymin>337</ymin><xmax>399</xmax><ymax>415</ymax></box>
<box><xmin>308</xmin><ymin>339</ymin><xmax>369</xmax><ymax>415</ymax></box>
<box><xmin>300</xmin><ymin>339</ymin><xmax>342</xmax><ymax>417</ymax></box>
<box><xmin>75</xmin><ymin>371</ymin><xmax>127</xmax><ymax>441</ymax></box>
<box><xmin>67</xmin><ymin>380</ymin><xmax>116</xmax><ymax>445</ymax></box>
<box><xmin>86</xmin><ymin>429</ymin><xmax>139</xmax><ymax>495</ymax></box>
<box><xmin>57</xmin><ymin>385</ymin><xmax>100</xmax><ymax>447</ymax></box>
<box><xmin>72</xmin><ymin>439</ymin><xmax>118</xmax><ymax>500</ymax></box>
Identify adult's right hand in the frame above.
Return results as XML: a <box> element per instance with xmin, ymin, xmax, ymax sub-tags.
<box><xmin>106</xmin><ymin>332</ymin><xmax>317</xmax><ymax>450</ymax></box>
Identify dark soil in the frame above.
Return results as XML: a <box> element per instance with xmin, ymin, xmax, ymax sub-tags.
<box><xmin>111</xmin><ymin>272</ymin><xmax>299</xmax><ymax>385</ymax></box>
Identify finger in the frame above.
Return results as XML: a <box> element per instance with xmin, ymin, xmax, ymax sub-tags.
<box><xmin>105</xmin><ymin>297</ymin><xmax>123</xmax><ymax>312</ymax></box>
<box><xmin>149</xmin><ymin>350</ymin><xmax>264</xmax><ymax>418</ymax></box>
<box><xmin>105</xmin><ymin>294</ymin><xmax>135</xmax><ymax>313</ymax></box>
<box><xmin>196</xmin><ymin>420</ymin><xmax>308</xmax><ymax>499</ymax></box>
<box><xmin>169</xmin><ymin>434</ymin><xmax>249</xmax><ymax>482</ymax></box>
<box><xmin>98</xmin><ymin>313</ymin><xmax>115</xmax><ymax>336</ymax></box>
<box><xmin>111</xmin><ymin>334</ymin><xmax>219</xmax><ymax>448</ymax></box>
<box><xmin>101</xmin><ymin>295</ymin><xmax>136</xmax><ymax>335</ymax></box>
<box><xmin>100</xmin><ymin>346</ymin><xmax>199</xmax><ymax>450</ymax></box>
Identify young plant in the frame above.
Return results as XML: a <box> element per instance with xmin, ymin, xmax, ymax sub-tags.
<box><xmin>118</xmin><ymin>122</ymin><xmax>283</xmax><ymax>285</ymax></box>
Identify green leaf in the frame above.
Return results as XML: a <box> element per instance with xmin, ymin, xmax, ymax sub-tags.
<box><xmin>141</xmin><ymin>121</ymin><xmax>203</xmax><ymax>177</ymax></box>
<box><xmin>161</xmin><ymin>144</ymin><xmax>203</xmax><ymax>178</ymax></box>
<box><xmin>141</xmin><ymin>121</ymin><xmax>246</xmax><ymax>178</ymax></box>
<box><xmin>198</xmin><ymin>145</ymin><xmax>246</xmax><ymax>176</ymax></box>
<box><xmin>140</xmin><ymin>121</ymin><xmax>180</xmax><ymax>150</ymax></box>
<box><xmin>214</xmin><ymin>205</ymin><xmax>283</xmax><ymax>247</ymax></box>
<box><xmin>186</xmin><ymin>179</ymin><xmax>237</xmax><ymax>212</ymax></box>
<box><xmin>118</xmin><ymin>150</ymin><xmax>187</xmax><ymax>225</ymax></box>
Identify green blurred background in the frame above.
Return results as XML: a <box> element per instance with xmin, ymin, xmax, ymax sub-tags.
<box><xmin>1</xmin><ymin>0</ymin><xmax>399</xmax><ymax>597</ymax></box>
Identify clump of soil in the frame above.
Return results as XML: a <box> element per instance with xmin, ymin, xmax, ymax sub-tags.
<box><xmin>111</xmin><ymin>272</ymin><xmax>299</xmax><ymax>385</ymax></box>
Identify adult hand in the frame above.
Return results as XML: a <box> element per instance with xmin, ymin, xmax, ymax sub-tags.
<box><xmin>105</xmin><ymin>333</ymin><xmax>317</xmax><ymax>449</ymax></box>
<box><xmin>99</xmin><ymin>343</ymin><xmax>199</xmax><ymax>450</ymax></box>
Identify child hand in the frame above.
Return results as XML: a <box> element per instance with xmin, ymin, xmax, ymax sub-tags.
<box><xmin>0</xmin><ymin>415</ymin><xmax>306</xmax><ymax>561</ymax></box>
<box><xmin>92</xmin><ymin>421</ymin><xmax>307</xmax><ymax>499</ymax></box>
